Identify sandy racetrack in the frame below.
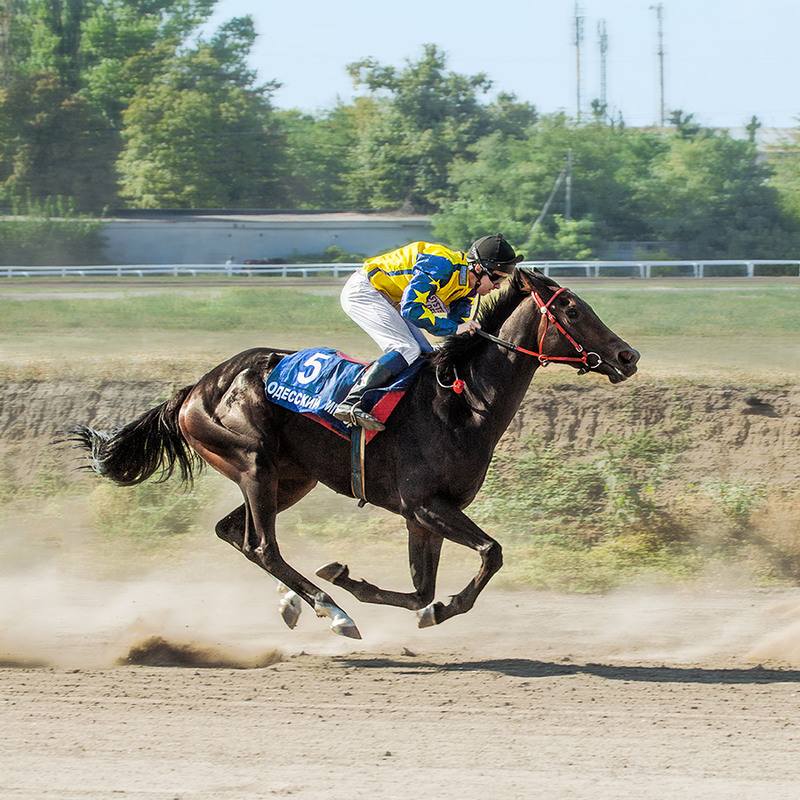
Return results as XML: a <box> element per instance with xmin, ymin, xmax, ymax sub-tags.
<box><xmin>2</xmin><ymin>557</ymin><xmax>800</xmax><ymax>799</ymax></box>
<box><xmin>2</xmin><ymin>278</ymin><xmax>800</xmax><ymax>798</ymax></box>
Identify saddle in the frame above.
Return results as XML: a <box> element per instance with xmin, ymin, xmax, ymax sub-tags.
<box><xmin>265</xmin><ymin>347</ymin><xmax>423</xmax><ymax>443</ymax></box>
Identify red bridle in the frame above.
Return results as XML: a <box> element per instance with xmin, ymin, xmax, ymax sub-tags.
<box><xmin>476</xmin><ymin>287</ymin><xmax>602</xmax><ymax>371</ymax></box>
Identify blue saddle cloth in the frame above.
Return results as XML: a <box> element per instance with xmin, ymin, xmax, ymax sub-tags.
<box><xmin>265</xmin><ymin>347</ymin><xmax>424</xmax><ymax>439</ymax></box>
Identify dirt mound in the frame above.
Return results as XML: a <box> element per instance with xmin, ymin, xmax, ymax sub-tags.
<box><xmin>120</xmin><ymin>635</ymin><xmax>283</xmax><ymax>669</ymax></box>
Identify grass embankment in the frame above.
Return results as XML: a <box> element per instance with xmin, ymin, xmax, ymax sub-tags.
<box><xmin>2</xmin><ymin>279</ymin><xmax>799</xmax><ymax>590</ymax></box>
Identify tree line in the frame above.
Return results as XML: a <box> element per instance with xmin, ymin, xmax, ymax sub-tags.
<box><xmin>2</xmin><ymin>0</ymin><xmax>800</xmax><ymax>262</ymax></box>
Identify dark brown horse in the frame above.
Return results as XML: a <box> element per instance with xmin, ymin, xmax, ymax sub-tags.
<box><xmin>69</xmin><ymin>268</ymin><xmax>639</xmax><ymax>638</ymax></box>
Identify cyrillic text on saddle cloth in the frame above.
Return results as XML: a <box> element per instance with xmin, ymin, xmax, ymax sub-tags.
<box><xmin>265</xmin><ymin>347</ymin><xmax>424</xmax><ymax>441</ymax></box>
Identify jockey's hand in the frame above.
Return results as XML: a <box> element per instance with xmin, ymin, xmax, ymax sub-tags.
<box><xmin>456</xmin><ymin>320</ymin><xmax>481</xmax><ymax>336</ymax></box>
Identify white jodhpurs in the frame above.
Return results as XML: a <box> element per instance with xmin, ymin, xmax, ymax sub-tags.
<box><xmin>340</xmin><ymin>269</ymin><xmax>432</xmax><ymax>367</ymax></box>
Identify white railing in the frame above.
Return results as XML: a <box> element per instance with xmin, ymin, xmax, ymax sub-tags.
<box><xmin>529</xmin><ymin>260</ymin><xmax>800</xmax><ymax>278</ymax></box>
<box><xmin>2</xmin><ymin>260</ymin><xmax>799</xmax><ymax>280</ymax></box>
<box><xmin>0</xmin><ymin>262</ymin><xmax>361</xmax><ymax>279</ymax></box>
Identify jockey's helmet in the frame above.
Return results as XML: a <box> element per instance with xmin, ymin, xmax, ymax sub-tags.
<box><xmin>467</xmin><ymin>234</ymin><xmax>524</xmax><ymax>274</ymax></box>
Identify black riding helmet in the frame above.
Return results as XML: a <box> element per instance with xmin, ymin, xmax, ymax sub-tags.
<box><xmin>467</xmin><ymin>233</ymin><xmax>524</xmax><ymax>274</ymax></box>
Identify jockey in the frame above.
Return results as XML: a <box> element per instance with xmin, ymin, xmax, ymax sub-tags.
<box><xmin>333</xmin><ymin>234</ymin><xmax>524</xmax><ymax>431</ymax></box>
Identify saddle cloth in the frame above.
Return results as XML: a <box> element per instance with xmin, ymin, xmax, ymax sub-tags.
<box><xmin>265</xmin><ymin>347</ymin><xmax>424</xmax><ymax>441</ymax></box>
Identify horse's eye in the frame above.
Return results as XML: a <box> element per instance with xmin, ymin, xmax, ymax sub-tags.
<box><xmin>566</xmin><ymin>306</ymin><xmax>579</xmax><ymax>319</ymax></box>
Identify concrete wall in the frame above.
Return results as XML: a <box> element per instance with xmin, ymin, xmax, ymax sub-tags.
<box><xmin>101</xmin><ymin>212</ymin><xmax>434</xmax><ymax>265</ymax></box>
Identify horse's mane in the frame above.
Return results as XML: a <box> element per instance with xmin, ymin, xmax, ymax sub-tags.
<box><xmin>428</xmin><ymin>267</ymin><xmax>561</xmax><ymax>371</ymax></box>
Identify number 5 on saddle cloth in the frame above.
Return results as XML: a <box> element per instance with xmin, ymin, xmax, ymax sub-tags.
<box><xmin>265</xmin><ymin>347</ymin><xmax>424</xmax><ymax>442</ymax></box>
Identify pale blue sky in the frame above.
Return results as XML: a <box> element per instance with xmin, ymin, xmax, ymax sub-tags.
<box><xmin>207</xmin><ymin>0</ymin><xmax>800</xmax><ymax>130</ymax></box>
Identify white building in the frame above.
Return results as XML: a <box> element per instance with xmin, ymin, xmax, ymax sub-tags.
<box><xmin>102</xmin><ymin>211</ymin><xmax>434</xmax><ymax>265</ymax></box>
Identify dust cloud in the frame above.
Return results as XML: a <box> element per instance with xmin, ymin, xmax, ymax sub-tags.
<box><xmin>0</xmin><ymin>490</ymin><xmax>439</xmax><ymax>669</ymax></box>
<box><xmin>3</xmin><ymin>491</ymin><xmax>800</xmax><ymax>670</ymax></box>
<box><xmin>747</xmin><ymin>595</ymin><xmax>800</xmax><ymax>664</ymax></box>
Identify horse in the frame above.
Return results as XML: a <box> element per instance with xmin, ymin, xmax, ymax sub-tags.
<box><xmin>68</xmin><ymin>267</ymin><xmax>639</xmax><ymax>639</ymax></box>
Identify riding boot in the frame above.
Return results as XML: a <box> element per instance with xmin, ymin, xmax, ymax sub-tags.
<box><xmin>333</xmin><ymin>361</ymin><xmax>394</xmax><ymax>431</ymax></box>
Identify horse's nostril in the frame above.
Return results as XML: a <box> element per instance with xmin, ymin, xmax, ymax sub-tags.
<box><xmin>619</xmin><ymin>349</ymin><xmax>639</xmax><ymax>365</ymax></box>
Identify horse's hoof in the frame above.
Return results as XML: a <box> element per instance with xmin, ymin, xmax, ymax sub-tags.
<box><xmin>331</xmin><ymin>617</ymin><xmax>362</xmax><ymax>639</ymax></box>
<box><xmin>314</xmin><ymin>598</ymin><xmax>361</xmax><ymax>640</ymax></box>
<box><xmin>278</xmin><ymin>588</ymin><xmax>302</xmax><ymax>630</ymax></box>
<box><xmin>316</xmin><ymin>562</ymin><xmax>347</xmax><ymax>583</ymax></box>
<box><xmin>418</xmin><ymin>602</ymin><xmax>440</xmax><ymax>628</ymax></box>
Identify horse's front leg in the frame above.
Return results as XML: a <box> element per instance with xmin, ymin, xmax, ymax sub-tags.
<box><xmin>316</xmin><ymin>520</ymin><xmax>443</xmax><ymax>610</ymax></box>
<box><xmin>411</xmin><ymin>496</ymin><xmax>503</xmax><ymax>629</ymax></box>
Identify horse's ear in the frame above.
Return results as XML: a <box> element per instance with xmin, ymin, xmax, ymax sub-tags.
<box><xmin>514</xmin><ymin>266</ymin><xmax>560</xmax><ymax>294</ymax></box>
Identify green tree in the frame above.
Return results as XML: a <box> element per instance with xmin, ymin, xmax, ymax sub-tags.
<box><xmin>527</xmin><ymin>215</ymin><xmax>598</xmax><ymax>260</ymax></box>
<box><xmin>0</xmin><ymin>71</ymin><xmax>118</xmax><ymax>210</ymax></box>
<box><xmin>434</xmin><ymin>115</ymin><xmax>663</xmax><ymax>255</ymax></box>
<box><xmin>640</xmin><ymin>132</ymin><xmax>789</xmax><ymax>257</ymax></box>
<box><xmin>668</xmin><ymin>109</ymin><xmax>702</xmax><ymax>139</ymax></box>
<box><xmin>767</xmin><ymin>127</ymin><xmax>800</xmax><ymax>233</ymax></box>
<box><xmin>436</xmin><ymin>113</ymin><xmax>794</xmax><ymax>259</ymax></box>
<box><xmin>117</xmin><ymin>18</ymin><xmax>281</xmax><ymax>208</ymax></box>
<box><xmin>80</xmin><ymin>0</ymin><xmax>216</xmax><ymax>126</ymax></box>
<box><xmin>11</xmin><ymin>0</ymin><xmax>215</xmax><ymax>113</ymax></box>
<box><xmin>0</xmin><ymin>0</ymin><xmax>259</xmax><ymax>210</ymax></box>
<box><xmin>274</xmin><ymin>104</ymin><xmax>359</xmax><ymax>209</ymax></box>
<box><xmin>344</xmin><ymin>44</ymin><xmax>497</xmax><ymax>211</ymax></box>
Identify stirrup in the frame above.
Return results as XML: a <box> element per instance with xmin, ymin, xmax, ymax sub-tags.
<box><xmin>347</xmin><ymin>407</ymin><xmax>385</xmax><ymax>431</ymax></box>
<box><xmin>333</xmin><ymin>402</ymin><xmax>384</xmax><ymax>431</ymax></box>
<box><xmin>332</xmin><ymin>403</ymin><xmax>355</xmax><ymax>423</ymax></box>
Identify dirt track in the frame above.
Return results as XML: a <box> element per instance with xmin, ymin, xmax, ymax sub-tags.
<box><xmin>3</xmin><ymin>278</ymin><xmax>800</xmax><ymax>797</ymax></box>
<box><xmin>2</xmin><ymin>571</ymin><xmax>800</xmax><ymax>799</ymax></box>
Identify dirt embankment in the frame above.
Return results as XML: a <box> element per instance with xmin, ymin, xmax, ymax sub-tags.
<box><xmin>1</xmin><ymin>377</ymin><xmax>799</xmax><ymax>490</ymax></box>
<box><xmin>503</xmin><ymin>382</ymin><xmax>800</xmax><ymax>490</ymax></box>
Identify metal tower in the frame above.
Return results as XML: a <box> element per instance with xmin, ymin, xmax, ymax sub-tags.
<box><xmin>651</xmin><ymin>3</ymin><xmax>666</xmax><ymax>126</ymax></box>
<box><xmin>573</xmin><ymin>2</ymin><xmax>584</xmax><ymax>121</ymax></box>
<box><xmin>598</xmin><ymin>19</ymin><xmax>608</xmax><ymax>110</ymax></box>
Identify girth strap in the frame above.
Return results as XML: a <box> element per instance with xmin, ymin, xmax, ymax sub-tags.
<box><xmin>350</xmin><ymin>427</ymin><xmax>368</xmax><ymax>507</ymax></box>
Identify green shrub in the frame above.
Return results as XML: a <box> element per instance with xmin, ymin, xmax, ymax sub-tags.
<box><xmin>0</xmin><ymin>193</ymin><xmax>105</xmax><ymax>266</ymax></box>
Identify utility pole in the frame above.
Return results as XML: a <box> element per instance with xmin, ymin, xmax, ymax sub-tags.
<box><xmin>598</xmin><ymin>19</ymin><xmax>608</xmax><ymax>111</ymax></box>
<box><xmin>565</xmin><ymin>149</ymin><xmax>573</xmax><ymax>221</ymax></box>
<box><xmin>529</xmin><ymin>150</ymin><xmax>575</xmax><ymax>236</ymax></box>
<box><xmin>651</xmin><ymin>3</ymin><xmax>665</xmax><ymax>126</ymax></box>
<box><xmin>573</xmin><ymin>2</ymin><xmax>584</xmax><ymax>121</ymax></box>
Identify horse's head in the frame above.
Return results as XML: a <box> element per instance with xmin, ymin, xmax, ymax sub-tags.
<box><xmin>507</xmin><ymin>268</ymin><xmax>640</xmax><ymax>383</ymax></box>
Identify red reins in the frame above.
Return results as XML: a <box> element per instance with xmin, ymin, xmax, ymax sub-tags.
<box><xmin>437</xmin><ymin>285</ymin><xmax>605</xmax><ymax>395</ymax></box>
<box><xmin>476</xmin><ymin>287</ymin><xmax>601</xmax><ymax>371</ymax></box>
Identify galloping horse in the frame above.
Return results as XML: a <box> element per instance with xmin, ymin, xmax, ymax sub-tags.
<box><xmin>69</xmin><ymin>268</ymin><xmax>639</xmax><ymax>638</ymax></box>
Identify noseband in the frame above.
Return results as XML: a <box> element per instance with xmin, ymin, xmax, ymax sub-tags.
<box><xmin>476</xmin><ymin>287</ymin><xmax>602</xmax><ymax>373</ymax></box>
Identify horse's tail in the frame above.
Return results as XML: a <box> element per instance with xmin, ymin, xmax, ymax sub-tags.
<box><xmin>68</xmin><ymin>384</ymin><xmax>201</xmax><ymax>487</ymax></box>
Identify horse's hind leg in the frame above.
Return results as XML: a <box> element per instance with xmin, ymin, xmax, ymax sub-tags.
<box><xmin>215</xmin><ymin>504</ymin><xmax>247</xmax><ymax>550</ymax></box>
<box><xmin>316</xmin><ymin>520</ymin><xmax>443</xmax><ymax>611</ymax></box>
<box><xmin>215</xmin><ymin>474</ymin><xmax>317</xmax><ymax>552</ymax></box>
<box><xmin>214</xmin><ymin>475</ymin><xmax>320</xmax><ymax>630</ymax></box>
<box><xmin>181</xmin><ymin>374</ymin><xmax>357</xmax><ymax>637</ymax></box>
<box><xmin>214</xmin><ymin>504</ymin><xmax>302</xmax><ymax>629</ymax></box>
<box><xmin>238</xmin><ymin>473</ymin><xmax>362</xmax><ymax>639</ymax></box>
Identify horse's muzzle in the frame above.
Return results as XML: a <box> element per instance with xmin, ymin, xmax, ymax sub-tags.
<box><xmin>600</xmin><ymin>346</ymin><xmax>640</xmax><ymax>383</ymax></box>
